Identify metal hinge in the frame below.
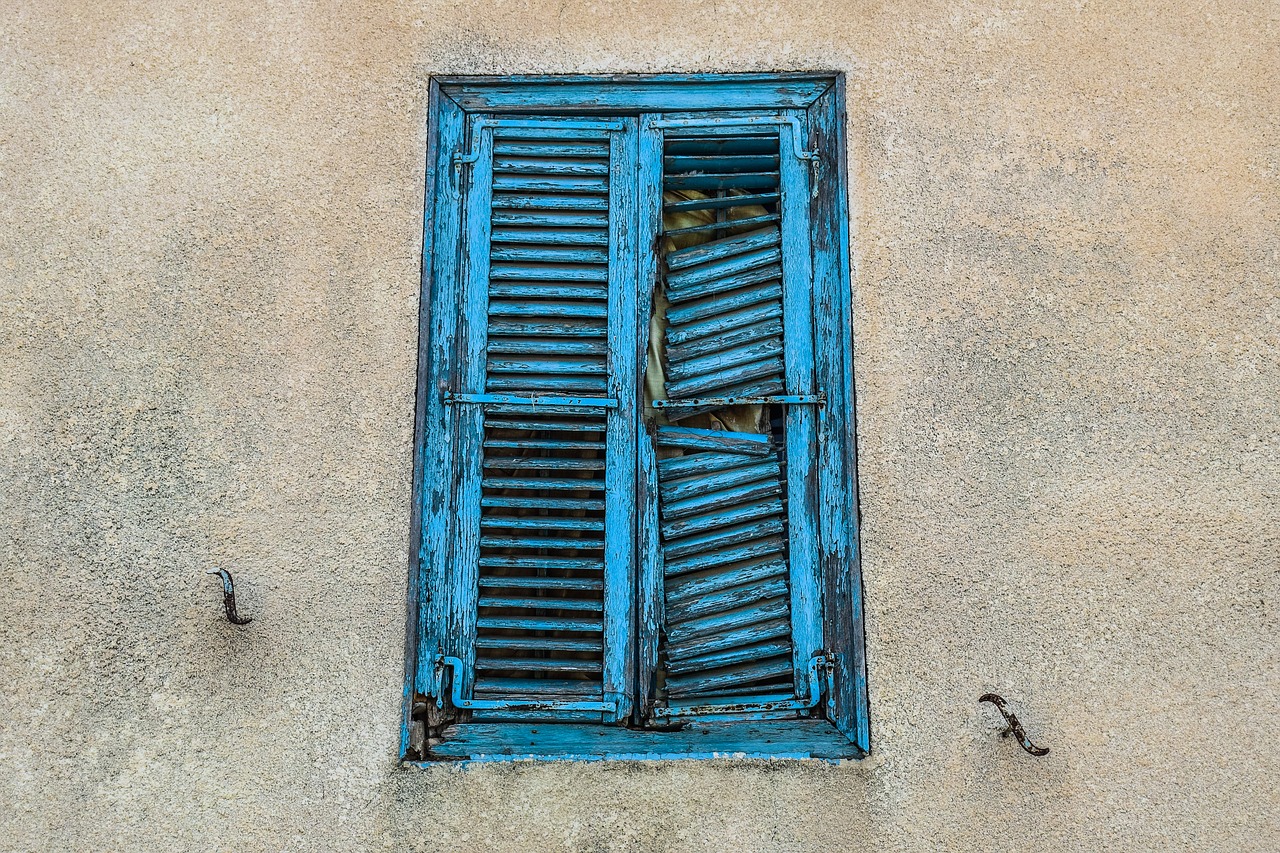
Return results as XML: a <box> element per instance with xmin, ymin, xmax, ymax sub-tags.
<box><xmin>444</xmin><ymin>392</ymin><xmax>618</xmax><ymax>409</ymax></box>
<box><xmin>652</xmin><ymin>652</ymin><xmax>836</xmax><ymax>721</ymax></box>
<box><xmin>435</xmin><ymin>655</ymin><xmax>621</xmax><ymax>714</ymax></box>
<box><xmin>652</xmin><ymin>392</ymin><xmax>825</xmax><ymax>409</ymax></box>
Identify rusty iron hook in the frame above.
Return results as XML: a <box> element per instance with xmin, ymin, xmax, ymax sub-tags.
<box><xmin>206</xmin><ymin>568</ymin><xmax>252</xmax><ymax>625</ymax></box>
<box><xmin>979</xmin><ymin>693</ymin><xmax>1048</xmax><ymax>756</ymax></box>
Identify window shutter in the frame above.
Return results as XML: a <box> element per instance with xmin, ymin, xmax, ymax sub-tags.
<box><xmin>439</xmin><ymin>116</ymin><xmax>638</xmax><ymax>723</ymax></box>
<box><xmin>646</xmin><ymin>119</ymin><xmax>827</xmax><ymax>721</ymax></box>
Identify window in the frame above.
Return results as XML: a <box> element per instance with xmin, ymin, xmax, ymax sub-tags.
<box><xmin>404</xmin><ymin>74</ymin><xmax>867</xmax><ymax>761</ymax></box>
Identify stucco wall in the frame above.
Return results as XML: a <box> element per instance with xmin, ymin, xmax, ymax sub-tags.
<box><xmin>2</xmin><ymin>1</ymin><xmax>1277</xmax><ymax>850</ymax></box>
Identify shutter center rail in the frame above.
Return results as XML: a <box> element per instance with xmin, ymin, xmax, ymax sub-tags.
<box><xmin>652</xmin><ymin>393</ymin><xmax>824</xmax><ymax>409</ymax></box>
<box><xmin>445</xmin><ymin>392</ymin><xmax>619</xmax><ymax>409</ymax></box>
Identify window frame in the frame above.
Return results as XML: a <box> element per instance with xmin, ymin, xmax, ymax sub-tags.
<box><xmin>404</xmin><ymin>74</ymin><xmax>867</xmax><ymax>763</ymax></box>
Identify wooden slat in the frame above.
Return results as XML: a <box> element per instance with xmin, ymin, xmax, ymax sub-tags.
<box><xmin>493</xmin><ymin>156</ymin><xmax>609</xmax><ymax>175</ymax></box>
<box><xmin>663</xmin><ymin>637</ymin><xmax>793</xmax><ymax>676</ymax></box>
<box><xmin>660</xmin><ymin>478</ymin><xmax>784</xmax><ymax>523</ymax></box>
<box><xmin>665</xmin><ymin>300</ymin><xmax>782</xmax><ymax>347</ymax></box>
<box><xmin>665</xmin><ymin>578</ymin><xmax>790</xmax><ymax>623</ymax></box>
<box><xmin>480</xmin><ymin>534</ymin><xmax>605</xmax><ymax>550</ymax></box>
<box><xmin>663</xmin><ymin>191</ymin><xmax>780</xmax><ymax>213</ymax></box>
<box><xmin>664</xmin><ymin>556</ymin><xmax>788</xmax><ymax>605</ymax></box>
<box><xmin>664</xmin><ymin>616</ymin><xmax>792</xmax><ymax>663</ymax></box>
<box><xmin>666</xmin><ymin>657</ymin><xmax>793</xmax><ymax>697</ymax></box>
<box><xmin>663</xmin><ymin>154</ymin><xmax>780</xmax><ymax>173</ymax></box>
<box><xmin>473</xmin><ymin>678</ymin><xmax>602</xmax><ymax>697</ymax></box>
<box><xmin>477</xmin><ymin>657</ymin><xmax>603</xmax><ymax>673</ymax></box>
<box><xmin>664</xmin><ymin>281</ymin><xmax>783</xmax><ymax>327</ymax></box>
<box><xmin>486</xmin><ymin>357</ymin><xmax>607</xmax><ymax>377</ymax></box>
<box><xmin>489</xmin><ymin>262</ymin><xmax>608</xmax><ymax>282</ymax></box>
<box><xmin>481</xmin><ymin>515</ymin><xmax>605</xmax><ymax>532</ymax></box>
<box><xmin>478</xmin><ymin>596</ymin><xmax>604</xmax><ymax>612</ymax></box>
<box><xmin>491</xmin><ymin>193</ymin><xmax>610</xmax><ymax>212</ymax></box>
<box><xmin>483</xmin><ymin>416</ymin><xmax>607</xmax><ymax>431</ymax></box>
<box><xmin>665</xmin><ymin>337</ymin><xmax>785</xmax><ymax>384</ymax></box>
<box><xmin>476</xmin><ymin>555</ymin><xmax>604</xmax><ymax>571</ymax></box>
<box><xmin>480</xmin><ymin>476</ymin><xmax>605</xmax><ymax>492</ymax></box>
<box><xmin>492</xmin><ymin>174</ymin><xmax>609</xmax><ymax>193</ymax></box>
<box><xmin>663</xmin><ymin>213</ymin><xmax>779</xmax><ymax>238</ymax></box>
<box><xmin>491</xmin><ymin>227</ymin><xmax>609</xmax><ymax>246</ymax></box>
<box><xmin>488</xmin><ymin>300</ymin><xmax>609</xmax><ymax>320</ymax></box>
<box><xmin>665</xmin><ymin>226</ymin><xmax>781</xmax><ymax>271</ymax></box>
<box><xmin>659</xmin><ymin>459</ymin><xmax>778</xmax><ymax>503</ymax></box>
<box><xmin>665</xmin><ymin>354</ymin><xmax>785</xmax><ymax>399</ymax></box>
<box><xmin>490</xmin><ymin>246</ymin><xmax>610</xmax><ymax>265</ymax></box>
<box><xmin>477</xmin><ymin>575</ymin><xmax>605</xmax><ymax>591</ymax></box>
<box><xmin>483</xmin><ymin>436</ymin><xmax>605</xmax><ymax>450</ymax></box>
<box><xmin>475</xmin><ymin>635</ymin><xmax>604</xmax><ymax>653</ymax></box>
<box><xmin>665</xmin><ymin>172</ymin><xmax>780</xmax><ymax>191</ymax></box>
<box><xmin>493</xmin><ymin>140</ymin><xmax>610</xmax><ymax>158</ymax></box>
<box><xmin>654</xmin><ymin>426</ymin><xmax>771</xmax><ymax>455</ymax></box>
<box><xmin>665</xmin><ymin>317</ymin><xmax>783</xmax><ymax>361</ymax></box>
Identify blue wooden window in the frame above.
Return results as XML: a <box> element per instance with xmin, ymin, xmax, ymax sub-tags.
<box><xmin>406</xmin><ymin>75</ymin><xmax>867</xmax><ymax>762</ymax></box>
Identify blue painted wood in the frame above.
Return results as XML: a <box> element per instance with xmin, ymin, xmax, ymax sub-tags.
<box><xmin>654</xmin><ymin>426</ymin><xmax>771</xmax><ymax>455</ymax></box>
<box><xmin>422</xmin><ymin>717</ymin><xmax>862</xmax><ymax>762</ymax></box>
<box><xmin>634</xmin><ymin>118</ymin><xmax>666</xmax><ymax>726</ymax></box>
<box><xmin>665</xmin><ymin>226</ymin><xmax>781</xmax><ymax>271</ymax></box>
<box><xmin>664</xmin><ymin>556</ymin><xmax>787</xmax><ymax>603</ymax></box>
<box><xmin>665</xmin><ymin>299</ymin><xmax>783</xmax><ymax>347</ymax></box>
<box><xmin>438</xmin><ymin>74</ymin><xmax>835</xmax><ymax>114</ymax></box>
<box><xmin>454</xmin><ymin>117</ymin><xmax>623</xmax><ymax>721</ymax></box>
<box><xmin>779</xmin><ymin>110</ymin><xmax>826</xmax><ymax>701</ymax></box>
<box><xmin>659</xmin><ymin>459</ymin><xmax>777</xmax><ymax>503</ymax></box>
<box><xmin>664</xmin><ymin>281</ymin><xmax>783</xmax><ymax>327</ymax></box>
<box><xmin>411</xmin><ymin>84</ymin><xmax>466</xmax><ymax>709</ymax></box>
<box><xmin>449</xmin><ymin>112</ymin><xmax>496</xmax><ymax>701</ymax></box>
<box><xmin>411</xmin><ymin>73</ymin><xmax>865</xmax><ymax>758</ymax></box>
<box><xmin>663</xmin><ymin>213</ymin><xmax>780</xmax><ymax>238</ymax></box>
<box><xmin>665</xmin><ymin>191</ymin><xmax>780</xmax><ymax>213</ymax></box>
<box><xmin>808</xmin><ymin>79</ymin><xmax>870</xmax><ymax>752</ymax></box>
<box><xmin>601</xmin><ymin>117</ymin><xmax>640</xmax><ymax>723</ymax></box>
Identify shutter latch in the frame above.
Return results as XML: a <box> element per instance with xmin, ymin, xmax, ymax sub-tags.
<box><xmin>653</xmin><ymin>652</ymin><xmax>836</xmax><ymax>721</ymax></box>
<box><xmin>435</xmin><ymin>655</ymin><xmax>621</xmax><ymax>714</ymax></box>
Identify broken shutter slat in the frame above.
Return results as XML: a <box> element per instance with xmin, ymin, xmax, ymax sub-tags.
<box><xmin>648</xmin><ymin>125</ymin><xmax>827</xmax><ymax>721</ymax></box>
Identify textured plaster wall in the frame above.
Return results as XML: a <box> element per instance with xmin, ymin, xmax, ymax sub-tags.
<box><xmin>2</xmin><ymin>1</ymin><xmax>1277</xmax><ymax>851</ymax></box>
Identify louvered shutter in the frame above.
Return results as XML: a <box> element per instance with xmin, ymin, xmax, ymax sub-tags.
<box><xmin>645</xmin><ymin>119</ymin><xmax>827</xmax><ymax>721</ymax></box>
<box><xmin>440</xmin><ymin>116</ymin><xmax>638</xmax><ymax>723</ymax></box>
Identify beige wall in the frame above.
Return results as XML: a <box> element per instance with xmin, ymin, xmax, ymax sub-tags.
<box><xmin>2</xmin><ymin>1</ymin><xmax>1277</xmax><ymax>850</ymax></box>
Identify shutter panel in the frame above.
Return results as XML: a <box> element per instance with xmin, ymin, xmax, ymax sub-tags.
<box><xmin>649</xmin><ymin>122</ymin><xmax>826</xmax><ymax>720</ymax></box>
<box><xmin>443</xmin><ymin>117</ymin><xmax>637</xmax><ymax>723</ymax></box>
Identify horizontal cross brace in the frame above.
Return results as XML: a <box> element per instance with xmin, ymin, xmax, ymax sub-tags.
<box><xmin>445</xmin><ymin>392</ymin><xmax>618</xmax><ymax>409</ymax></box>
<box><xmin>652</xmin><ymin>394</ymin><xmax>824</xmax><ymax>408</ymax></box>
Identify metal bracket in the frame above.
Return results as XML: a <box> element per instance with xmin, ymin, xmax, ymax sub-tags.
<box><xmin>206</xmin><ymin>568</ymin><xmax>251</xmax><ymax>625</ymax></box>
<box><xmin>653</xmin><ymin>393</ymin><xmax>825</xmax><ymax>409</ymax></box>
<box><xmin>454</xmin><ymin>117</ymin><xmax>627</xmax><ymax>171</ymax></box>
<box><xmin>435</xmin><ymin>655</ymin><xmax>620</xmax><ymax>713</ymax></box>
<box><xmin>444</xmin><ymin>392</ymin><xmax>618</xmax><ymax>409</ymax></box>
<box><xmin>979</xmin><ymin>693</ymin><xmax>1049</xmax><ymax>756</ymax></box>
<box><xmin>654</xmin><ymin>652</ymin><xmax>834</xmax><ymax>721</ymax></box>
<box><xmin>644</xmin><ymin>115</ymin><xmax>818</xmax><ymax>162</ymax></box>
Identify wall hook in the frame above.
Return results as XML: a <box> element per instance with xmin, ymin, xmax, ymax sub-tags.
<box><xmin>979</xmin><ymin>693</ymin><xmax>1048</xmax><ymax>756</ymax></box>
<box><xmin>206</xmin><ymin>568</ymin><xmax>252</xmax><ymax>625</ymax></box>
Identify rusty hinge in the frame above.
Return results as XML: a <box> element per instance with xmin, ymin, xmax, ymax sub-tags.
<box><xmin>436</xmin><ymin>655</ymin><xmax>621</xmax><ymax>714</ymax></box>
<box><xmin>652</xmin><ymin>652</ymin><xmax>835</xmax><ymax>721</ymax></box>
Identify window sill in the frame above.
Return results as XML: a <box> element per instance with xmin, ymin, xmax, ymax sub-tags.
<box><xmin>406</xmin><ymin>718</ymin><xmax>864</xmax><ymax>764</ymax></box>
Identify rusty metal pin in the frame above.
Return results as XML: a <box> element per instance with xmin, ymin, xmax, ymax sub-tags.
<box><xmin>206</xmin><ymin>568</ymin><xmax>252</xmax><ymax>625</ymax></box>
<box><xmin>979</xmin><ymin>693</ymin><xmax>1048</xmax><ymax>756</ymax></box>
